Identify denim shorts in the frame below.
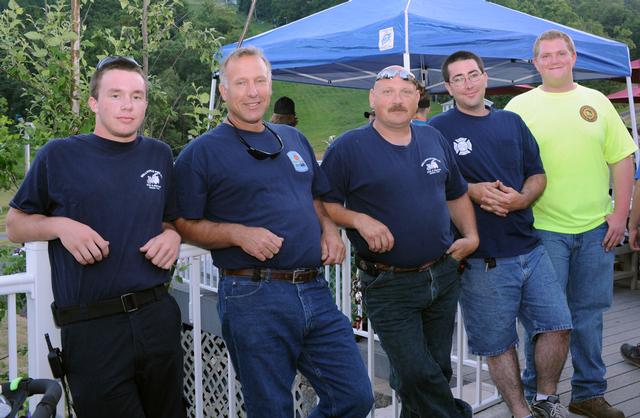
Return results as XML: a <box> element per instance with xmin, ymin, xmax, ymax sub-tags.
<box><xmin>460</xmin><ymin>245</ymin><xmax>572</xmax><ymax>356</ymax></box>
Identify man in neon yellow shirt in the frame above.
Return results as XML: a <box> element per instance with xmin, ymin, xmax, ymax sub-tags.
<box><xmin>506</xmin><ymin>30</ymin><xmax>636</xmax><ymax>418</ymax></box>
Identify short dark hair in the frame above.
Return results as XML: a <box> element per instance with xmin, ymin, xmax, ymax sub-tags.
<box><xmin>418</xmin><ymin>91</ymin><xmax>430</xmax><ymax>110</ymax></box>
<box><xmin>89</xmin><ymin>56</ymin><xmax>146</xmax><ymax>99</ymax></box>
<box><xmin>441</xmin><ymin>51</ymin><xmax>485</xmax><ymax>82</ymax></box>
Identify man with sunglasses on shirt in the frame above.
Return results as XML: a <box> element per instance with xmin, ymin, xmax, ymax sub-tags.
<box><xmin>6</xmin><ymin>56</ymin><xmax>185</xmax><ymax>418</ymax></box>
<box><xmin>429</xmin><ymin>51</ymin><xmax>572</xmax><ymax>418</ymax></box>
<box><xmin>321</xmin><ymin>65</ymin><xmax>478</xmax><ymax>418</ymax></box>
<box><xmin>173</xmin><ymin>46</ymin><xmax>373</xmax><ymax>418</ymax></box>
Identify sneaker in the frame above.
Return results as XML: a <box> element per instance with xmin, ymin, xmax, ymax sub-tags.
<box><xmin>531</xmin><ymin>395</ymin><xmax>568</xmax><ymax>418</ymax></box>
<box><xmin>620</xmin><ymin>343</ymin><xmax>640</xmax><ymax>367</ymax></box>
<box><xmin>568</xmin><ymin>397</ymin><xmax>624</xmax><ymax>418</ymax></box>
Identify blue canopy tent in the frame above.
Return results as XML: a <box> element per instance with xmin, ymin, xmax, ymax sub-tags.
<box><xmin>217</xmin><ymin>0</ymin><xmax>637</xmax><ymax>141</ymax></box>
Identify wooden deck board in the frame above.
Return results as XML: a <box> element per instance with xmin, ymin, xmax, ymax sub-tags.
<box><xmin>476</xmin><ymin>284</ymin><xmax>640</xmax><ymax>417</ymax></box>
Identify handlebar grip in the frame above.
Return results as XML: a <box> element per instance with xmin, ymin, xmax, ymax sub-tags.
<box><xmin>26</xmin><ymin>379</ymin><xmax>62</xmax><ymax>418</ymax></box>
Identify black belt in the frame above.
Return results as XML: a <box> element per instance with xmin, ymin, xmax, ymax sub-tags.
<box><xmin>51</xmin><ymin>284</ymin><xmax>168</xmax><ymax>327</ymax></box>
<box><xmin>221</xmin><ymin>267</ymin><xmax>321</xmax><ymax>283</ymax></box>
<box><xmin>356</xmin><ymin>254</ymin><xmax>448</xmax><ymax>277</ymax></box>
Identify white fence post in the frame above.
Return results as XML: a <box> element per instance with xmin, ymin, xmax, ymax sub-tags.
<box><xmin>25</xmin><ymin>241</ymin><xmax>64</xmax><ymax>417</ymax></box>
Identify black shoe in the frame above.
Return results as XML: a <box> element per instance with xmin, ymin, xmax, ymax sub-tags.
<box><xmin>620</xmin><ymin>343</ymin><xmax>640</xmax><ymax>367</ymax></box>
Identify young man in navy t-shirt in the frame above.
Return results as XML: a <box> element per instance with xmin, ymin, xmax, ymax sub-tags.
<box><xmin>7</xmin><ymin>57</ymin><xmax>185</xmax><ymax>418</ymax></box>
<box><xmin>174</xmin><ymin>47</ymin><xmax>373</xmax><ymax>418</ymax></box>
<box><xmin>429</xmin><ymin>51</ymin><xmax>572</xmax><ymax>418</ymax></box>
<box><xmin>321</xmin><ymin>65</ymin><xmax>479</xmax><ymax>418</ymax></box>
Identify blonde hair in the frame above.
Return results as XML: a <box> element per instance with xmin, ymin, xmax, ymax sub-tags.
<box><xmin>533</xmin><ymin>30</ymin><xmax>576</xmax><ymax>58</ymax></box>
<box><xmin>219</xmin><ymin>46</ymin><xmax>272</xmax><ymax>87</ymax></box>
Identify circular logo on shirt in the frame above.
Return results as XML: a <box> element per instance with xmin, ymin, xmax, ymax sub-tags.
<box><xmin>140</xmin><ymin>169</ymin><xmax>163</xmax><ymax>190</ymax></box>
<box><xmin>420</xmin><ymin>157</ymin><xmax>442</xmax><ymax>175</ymax></box>
<box><xmin>579</xmin><ymin>105</ymin><xmax>598</xmax><ymax>122</ymax></box>
<box><xmin>453</xmin><ymin>137</ymin><xmax>473</xmax><ymax>155</ymax></box>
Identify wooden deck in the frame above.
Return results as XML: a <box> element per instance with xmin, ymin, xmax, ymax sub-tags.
<box><xmin>476</xmin><ymin>280</ymin><xmax>640</xmax><ymax>418</ymax></box>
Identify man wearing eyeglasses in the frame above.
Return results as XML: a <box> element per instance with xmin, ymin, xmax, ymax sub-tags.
<box><xmin>6</xmin><ymin>56</ymin><xmax>185</xmax><ymax>417</ymax></box>
<box><xmin>506</xmin><ymin>30</ymin><xmax>636</xmax><ymax>418</ymax></box>
<box><xmin>173</xmin><ymin>46</ymin><xmax>374</xmax><ymax>418</ymax></box>
<box><xmin>321</xmin><ymin>65</ymin><xmax>478</xmax><ymax>418</ymax></box>
<box><xmin>429</xmin><ymin>50</ymin><xmax>572</xmax><ymax>418</ymax></box>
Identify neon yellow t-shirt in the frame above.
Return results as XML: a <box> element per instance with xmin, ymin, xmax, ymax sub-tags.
<box><xmin>505</xmin><ymin>84</ymin><xmax>637</xmax><ymax>234</ymax></box>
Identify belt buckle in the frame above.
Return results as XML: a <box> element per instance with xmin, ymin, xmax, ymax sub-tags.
<box><xmin>291</xmin><ymin>268</ymin><xmax>308</xmax><ymax>284</ymax></box>
<box><xmin>121</xmin><ymin>293</ymin><xmax>138</xmax><ymax>313</ymax></box>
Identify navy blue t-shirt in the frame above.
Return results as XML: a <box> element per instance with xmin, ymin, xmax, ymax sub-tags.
<box><xmin>174</xmin><ymin>122</ymin><xmax>330</xmax><ymax>269</ymax></box>
<box><xmin>10</xmin><ymin>134</ymin><xmax>178</xmax><ymax>307</ymax></box>
<box><xmin>429</xmin><ymin>107</ymin><xmax>544</xmax><ymax>258</ymax></box>
<box><xmin>321</xmin><ymin>123</ymin><xmax>467</xmax><ymax>267</ymax></box>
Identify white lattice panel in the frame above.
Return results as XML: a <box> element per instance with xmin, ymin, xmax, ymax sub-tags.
<box><xmin>182</xmin><ymin>327</ymin><xmax>314</xmax><ymax>417</ymax></box>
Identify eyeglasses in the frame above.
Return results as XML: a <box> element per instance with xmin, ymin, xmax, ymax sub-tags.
<box><xmin>96</xmin><ymin>55</ymin><xmax>141</xmax><ymax>70</ymax></box>
<box><xmin>448</xmin><ymin>71</ymin><xmax>484</xmax><ymax>87</ymax></box>
<box><xmin>227</xmin><ymin>119</ymin><xmax>284</xmax><ymax>160</ymax></box>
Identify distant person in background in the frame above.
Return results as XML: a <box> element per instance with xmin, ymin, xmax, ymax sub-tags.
<box><xmin>270</xmin><ymin>96</ymin><xmax>298</xmax><ymax>127</ymax></box>
<box><xmin>364</xmin><ymin>110</ymin><xmax>375</xmax><ymax>123</ymax></box>
<box><xmin>412</xmin><ymin>90</ymin><xmax>431</xmax><ymax>125</ymax></box>
<box><xmin>620</xmin><ymin>162</ymin><xmax>640</xmax><ymax>368</ymax></box>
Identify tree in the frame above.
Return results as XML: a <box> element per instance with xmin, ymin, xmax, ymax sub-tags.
<box><xmin>0</xmin><ymin>0</ymin><xmax>225</xmax><ymax>189</ymax></box>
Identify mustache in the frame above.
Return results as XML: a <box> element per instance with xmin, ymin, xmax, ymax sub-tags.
<box><xmin>388</xmin><ymin>105</ymin><xmax>408</xmax><ymax>112</ymax></box>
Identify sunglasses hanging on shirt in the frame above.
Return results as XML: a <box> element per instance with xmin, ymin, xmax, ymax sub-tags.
<box><xmin>227</xmin><ymin>119</ymin><xmax>284</xmax><ymax>160</ymax></box>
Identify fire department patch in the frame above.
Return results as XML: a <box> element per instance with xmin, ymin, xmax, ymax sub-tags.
<box><xmin>579</xmin><ymin>105</ymin><xmax>598</xmax><ymax>122</ymax></box>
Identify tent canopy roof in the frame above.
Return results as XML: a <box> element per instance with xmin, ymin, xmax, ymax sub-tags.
<box><xmin>222</xmin><ymin>0</ymin><xmax>631</xmax><ymax>92</ymax></box>
<box><xmin>608</xmin><ymin>85</ymin><xmax>640</xmax><ymax>103</ymax></box>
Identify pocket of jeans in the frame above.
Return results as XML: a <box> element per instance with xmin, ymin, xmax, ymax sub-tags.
<box><xmin>224</xmin><ymin>277</ymin><xmax>264</xmax><ymax>300</ymax></box>
<box><xmin>358</xmin><ymin>269</ymin><xmax>388</xmax><ymax>292</ymax></box>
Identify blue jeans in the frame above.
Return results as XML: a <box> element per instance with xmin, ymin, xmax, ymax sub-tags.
<box><xmin>523</xmin><ymin>223</ymin><xmax>614</xmax><ymax>402</ymax></box>
<box><xmin>217</xmin><ymin>272</ymin><xmax>373</xmax><ymax>418</ymax></box>
<box><xmin>360</xmin><ymin>256</ymin><xmax>472</xmax><ymax>418</ymax></box>
<box><xmin>461</xmin><ymin>245</ymin><xmax>572</xmax><ymax>356</ymax></box>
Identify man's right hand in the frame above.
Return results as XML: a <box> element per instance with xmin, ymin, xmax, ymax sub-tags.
<box><xmin>57</xmin><ymin>218</ymin><xmax>110</xmax><ymax>265</ymax></box>
<box><xmin>469</xmin><ymin>181</ymin><xmax>509</xmax><ymax>217</ymax></box>
<box><xmin>353</xmin><ymin>213</ymin><xmax>394</xmax><ymax>253</ymax></box>
<box><xmin>234</xmin><ymin>226</ymin><xmax>284</xmax><ymax>261</ymax></box>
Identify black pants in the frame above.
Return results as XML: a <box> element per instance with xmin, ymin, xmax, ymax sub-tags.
<box><xmin>61</xmin><ymin>293</ymin><xmax>186</xmax><ymax>418</ymax></box>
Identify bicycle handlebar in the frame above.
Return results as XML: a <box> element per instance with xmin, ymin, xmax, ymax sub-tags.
<box><xmin>1</xmin><ymin>378</ymin><xmax>62</xmax><ymax>418</ymax></box>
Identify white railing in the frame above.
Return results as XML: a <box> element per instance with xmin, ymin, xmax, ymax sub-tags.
<box><xmin>176</xmin><ymin>234</ymin><xmax>501</xmax><ymax>418</ymax></box>
<box><xmin>1</xmin><ymin>240</ymin><xmax>500</xmax><ymax>418</ymax></box>
<box><xmin>0</xmin><ymin>242</ymin><xmax>63</xmax><ymax>416</ymax></box>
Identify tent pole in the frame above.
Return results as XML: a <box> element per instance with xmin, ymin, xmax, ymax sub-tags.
<box><xmin>208</xmin><ymin>75</ymin><xmax>217</xmax><ymax>130</ymax></box>
<box><xmin>403</xmin><ymin>0</ymin><xmax>411</xmax><ymax>71</ymax></box>
<box><xmin>626</xmin><ymin>76</ymin><xmax>638</xmax><ymax>155</ymax></box>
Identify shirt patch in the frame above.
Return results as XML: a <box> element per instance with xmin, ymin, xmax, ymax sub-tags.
<box><xmin>421</xmin><ymin>157</ymin><xmax>442</xmax><ymax>175</ymax></box>
<box><xmin>140</xmin><ymin>169</ymin><xmax>163</xmax><ymax>190</ymax></box>
<box><xmin>453</xmin><ymin>137</ymin><xmax>473</xmax><ymax>155</ymax></box>
<box><xmin>287</xmin><ymin>151</ymin><xmax>309</xmax><ymax>172</ymax></box>
<box><xmin>579</xmin><ymin>105</ymin><xmax>598</xmax><ymax>122</ymax></box>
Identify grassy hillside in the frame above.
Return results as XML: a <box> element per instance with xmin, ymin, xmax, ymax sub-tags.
<box><xmin>268</xmin><ymin>81</ymin><xmax>443</xmax><ymax>155</ymax></box>
<box><xmin>268</xmin><ymin>82</ymin><xmax>369</xmax><ymax>154</ymax></box>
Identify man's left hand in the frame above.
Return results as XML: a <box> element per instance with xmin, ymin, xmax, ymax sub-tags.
<box><xmin>603</xmin><ymin>212</ymin><xmax>626</xmax><ymax>252</ymax></box>
<box><xmin>140</xmin><ymin>228</ymin><xmax>182</xmax><ymax>269</ymax></box>
<box><xmin>321</xmin><ymin>227</ymin><xmax>345</xmax><ymax>265</ymax></box>
<box><xmin>446</xmin><ymin>236</ymin><xmax>479</xmax><ymax>261</ymax></box>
